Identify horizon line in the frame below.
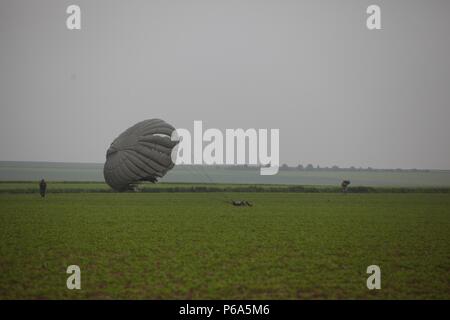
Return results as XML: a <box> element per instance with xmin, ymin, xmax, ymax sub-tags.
<box><xmin>0</xmin><ymin>160</ymin><xmax>449</xmax><ymax>172</ymax></box>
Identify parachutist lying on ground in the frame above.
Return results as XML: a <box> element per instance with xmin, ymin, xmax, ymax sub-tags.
<box><xmin>231</xmin><ymin>200</ymin><xmax>253</xmax><ymax>207</ymax></box>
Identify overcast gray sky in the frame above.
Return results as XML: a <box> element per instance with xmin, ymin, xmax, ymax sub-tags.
<box><xmin>1</xmin><ymin>0</ymin><xmax>449</xmax><ymax>169</ymax></box>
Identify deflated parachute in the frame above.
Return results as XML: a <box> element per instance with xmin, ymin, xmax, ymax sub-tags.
<box><xmin>103</xmin><ymin>119</ymin><xmax>178</xmax><ymax>191</ymax></box>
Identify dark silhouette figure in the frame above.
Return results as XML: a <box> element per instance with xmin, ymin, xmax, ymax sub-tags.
<box><xmin>341</xmin><ymin>180</ymin><xmax>350</xmax><ymax>193</ymax></box>
<box><xmin>231</xmin><ymin>200</ymin><xmax>253</xmax><ymax>207</ymax></box>
<box><xmin>39</xmin><ymin>179</ymin><xmax>47</xmax><ymax>198</ymax></box>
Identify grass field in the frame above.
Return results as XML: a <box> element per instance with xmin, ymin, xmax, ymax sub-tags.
<box><xmin>1</xmin><ymin>181</ymin><xmax>450</xmax><ymax>194</ymax></box>
<box><xmin>1</xmin><ymin>192</ymin><xmax>449</xmax><ymax>299</ymax></box>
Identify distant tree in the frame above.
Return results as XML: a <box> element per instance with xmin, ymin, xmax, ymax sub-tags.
<box><xmin>297</xmin><ymin>164</ymin><xmax>304</xmax><ymax>170</ymax></box>
<box><xmin>306</xmin><ymin>164</ymin><xmax>314</xmax><ymax>170</ymax></box>
<box><xmin>281</xmin><ymin>163</ymin><xmax>289</xmax><ymax>171</ymax></box>
<box><xmin>332</xmin><ymin>165</ymin><xmax>339</xmax><ymax>170</ymax></box>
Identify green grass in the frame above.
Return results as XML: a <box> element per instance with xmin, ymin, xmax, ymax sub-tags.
<box><xmin>0</xmin><ymin>192</ymin><xmax>449</xmax><ymax>299</ymax></box>
<box><xmin>1</xmin><ymin>181</ymin><xmax>449</xmax><ymax>194</ymax></box>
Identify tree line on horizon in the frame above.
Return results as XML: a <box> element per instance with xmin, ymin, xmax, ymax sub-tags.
<box><xmin>176</xmin><ymin>164</ymin><xmax>431</xmax><ymax>172</ymax></box>
<box><xmin>278</xmin><ymin>164</ymin><xmax>429</xmax><ymax>172</ymax></box>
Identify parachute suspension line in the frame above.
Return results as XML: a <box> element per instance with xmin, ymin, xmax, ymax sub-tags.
<box><xmin>183</xmin><ymin>164</ymin><xmax>213</xmax><ymax>184</ymax></box>
<box><xmin>183</xmin><ymin>164</ymin><xmax>226</xmax><ymax>202</ymax></box>
<box><xmin>197</xmin><ymin>165</ymin><xmax>214</xmax><ymax>184</ymax></box>
<box><xmin>180</xmin><ymin>165</ymin><xmax>231</xmax><ymax>205</ymax></box>
<box><xmin>195</xmin><ymin>165</ymin><xmax>235</xmax><ymax>205</ymax></box>
<box><xmin>183</xmin><ymin>164</ymin><xmax>204</xmax><ymax>183</ymax></box>
<box><xmin>180</xmin><ymin>164</ymin><xmax>205</xmax><ymax>185</ymax></box>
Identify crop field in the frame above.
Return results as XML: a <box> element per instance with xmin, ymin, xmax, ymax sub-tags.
<box><xmin>0</xmin><ymin>192</ymin><xmax>449</xmax><ymax>299</ymax></box>
<box><xmin>2</xmin><ymin>181</ymin><xmax>450</xmax><ymax>194</ymax></box>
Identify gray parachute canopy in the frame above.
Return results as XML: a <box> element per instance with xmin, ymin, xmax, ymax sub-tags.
<box><xmin>103</xmin><ymin>119</ymin><xmax>178</xmax><ymax>191</ymax></box>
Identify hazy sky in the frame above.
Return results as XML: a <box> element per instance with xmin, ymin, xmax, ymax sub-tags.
<box><xmin>1</xmin><ymin>0</ymin><xmax>449</xmax><ymax>169</ymax></box>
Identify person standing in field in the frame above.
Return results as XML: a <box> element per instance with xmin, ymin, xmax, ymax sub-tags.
<box><xmin>341</xmin><ymin>180</ymin><xmax>350</xmax><ymax>193</ymax></box>
<box><xmin>39</xmin><ymin>179</ymin><xmax>47</xmax><ymax>198</ymax></box>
